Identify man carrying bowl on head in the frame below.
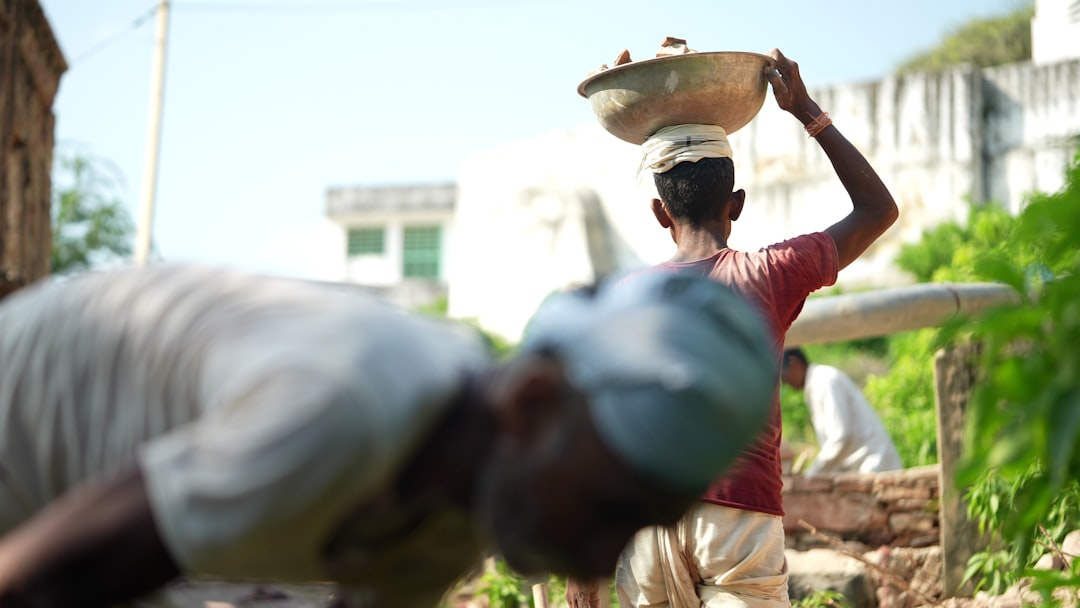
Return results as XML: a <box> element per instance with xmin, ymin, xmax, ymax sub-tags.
<box><xmin>568</xmin><ymin>48</ymin><xmax>898</xmax><ymax>608</ymax></box>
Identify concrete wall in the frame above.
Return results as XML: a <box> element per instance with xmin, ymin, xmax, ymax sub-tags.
<box><xmin>449</xmin><ymin>58</ymin><xmax>1080</xmax><ymax>342</ymax></box>
<box><xmin>449</xmin><ymin>127</ymin><xmax>656</xmax><ymax>340</ymax></box>
<box><xmin>982</xmin><ymin>59</ymin><xmax>1080</xmax><ymax>213</ymax></box>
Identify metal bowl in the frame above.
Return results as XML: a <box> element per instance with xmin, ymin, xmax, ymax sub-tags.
<box><xmin>577</xmin><ymin>51</ymin><xmax>775</xmax><ymax>144</ymax></box>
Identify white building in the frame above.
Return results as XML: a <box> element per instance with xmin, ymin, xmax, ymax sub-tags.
<box><xmin>325</xmin><ymin>183</ymin><xmax>455</xmax><ymax>310</ymax></box>
<box><xmin>1032</xmin><ymin>0</ymin><xmax>1080</xmax><ymax>65</ymax></box>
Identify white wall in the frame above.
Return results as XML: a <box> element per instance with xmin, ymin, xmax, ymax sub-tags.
<box><xmin>982</xmin><ymin>59</ymin><xmax>1080</xmax><ymax>213</ymax></box>
<box><xmin>447</xmin><ymin>126</ymin><xmax>685</xmax><ymax>340</ymax></box>
<box><xmin>1033</xmin><ymin>0</ymin><xmax>1080</xmax><ymax>65</ymax></box>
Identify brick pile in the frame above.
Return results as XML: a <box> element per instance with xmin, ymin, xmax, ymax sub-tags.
<box><xmin>782</xmin><ymin>465</ymin><xmax>940</xmax><ymax>549</ymax></box>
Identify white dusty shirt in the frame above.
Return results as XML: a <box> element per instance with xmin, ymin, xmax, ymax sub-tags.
<box><xmin>803</xmin><ymin>364</ymin><xmax>903</xmax><ymax>476</ymax></box>
<box><xmin>0</xmin><ymin>265</ymin><xmax>489</xmax><ymax>599</ymax></box>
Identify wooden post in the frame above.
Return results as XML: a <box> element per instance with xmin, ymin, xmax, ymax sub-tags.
<box><xmin>531</xmin><ymin>582</ymin><xmax>549</xmax><ymax>608</ymax></box>
<box><xmin>933</xmin><ymin>342</ymin><xmax>987</xmax><ymax>597</ymax></box>
<box><xmin>0</xmin><ymin>0</ymin><xmax>66</xmax><ymax>298</ymax></box>
<box><xmin>134</xmin><ymin>0</ymin><xmax>170</xmax><ymax>266</ymax></box>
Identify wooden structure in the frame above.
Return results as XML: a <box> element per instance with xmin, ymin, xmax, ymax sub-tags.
<box><xmin>933</xmin><ymin>343</ymin><xmax>987</xmax><ymax>597</ymax></box>
<box><xmin>0</xmin><ymin>0</ymin><xmax>66</xmax><ymax>298</ymax></box>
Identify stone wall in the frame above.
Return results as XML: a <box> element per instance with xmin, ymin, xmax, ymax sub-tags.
<box><xmin>0</xmin><ymin>0</ymin><xmax>66</xmax><ymax>298</ymax></box>
<box><xmin>783</xmin><ymin>465</ymin><xmax>940</xmax><ymax>550</ymax></box>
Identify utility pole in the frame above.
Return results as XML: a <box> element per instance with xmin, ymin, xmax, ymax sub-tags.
<box><xmin>134</xmin><ymin>0</ymin><xmax>170</xmax><ymax>266</ymax></box>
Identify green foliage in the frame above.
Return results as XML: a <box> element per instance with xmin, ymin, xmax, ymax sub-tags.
<box><xmin>894</xmin><ymin>221</ymin><xmax>967</xmax><ymax>282</ymax></box>
<box><xmin>897</xmin><ymin>4</ymin><xmax>1034</xmax><ymax>73</ymax></box>
<box><xmin>51</xmin><ymin>153</ymin><xmax>134</xmax><ymax>274</ymax></box>
<box><xmin>962</xmin><ymin>468</ymin><xmax>1080</xmax><ymax>595</ymax></box>
<box><xmin>780</xmin><ymin>379</ymin><xmax>814</xmax><ymax>449</ymax></box>
<box><xmin>885</xmin><ymin>198</ymin><xmax>1052</xmax><ymax>469</ymax></box>
<box><xmin>544</xmin><ymin>575</ymin><xmax>567</xmax><ymax>606</ymax></box>
<box><xmin>939</xmin><ymin>152</ymin><xmax>1080</xmax><ymax>598</ymax></box>
<box><xmin>894</xmin><ymin>203</ymin><xmax>1020</xmax><ymax>283</ymax></box>
<box><xmin>413</xmin><ymin>296</ymin><xmax>519</xmax><ymax>358</ymax></box>
<box><xmin>891</xmin><ymin>150</ymin><xmax>1080</xmax><ymax>598</ymax></box>
<box><xmin>864</xmin><ymin>329</ymin><xmax>940</xmax><ymax>467</ymax></box>
<box><xmin>476</xmin><ymin>559</ymin><xmax>530</xmax><ymax>608</ymax></box>
<box><xmin>414</xmin><ymin>295</ymin><xmax>449</xmax><ymax>316</ymax></box>
<box><xmin>793</xmin><ymin>589</ymin><xmax>852</xmax><ymax>608</ymax></box>
<box><xmin>962</xmin><ymin>547</ymin><xmax>1014</xmax><ymax>595</ymax></box>
<box><xmin>477</xmin><ymin>327</ymin><xmax>517</xmax><ymax>358</ymax></box>
<box><xmin>474</xmin><ymin>560</ymin><xmax>616</xmax><ymax>608</ymax></box>
<box><xmin>950</xmin><ymin>153</ymin><xmax>1080</xmax><ymax>490</ymax></box>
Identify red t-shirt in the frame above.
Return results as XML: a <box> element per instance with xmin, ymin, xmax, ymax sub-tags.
<box><xmin>629</xmin><ymin>232</ymin><xmax>839</xmax><ymax>516</ymax></box>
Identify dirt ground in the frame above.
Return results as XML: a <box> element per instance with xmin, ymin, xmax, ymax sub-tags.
<box><xmin>139</xmin><ymin>580</ymin><xmax>337</xmax><ymax>608</ymax></box>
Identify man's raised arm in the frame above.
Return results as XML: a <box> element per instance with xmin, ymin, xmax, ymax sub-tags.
<box><xmin>765</xmin><ymin>48</ymin><xmax>899</xmax><ymax>270</ymax></box>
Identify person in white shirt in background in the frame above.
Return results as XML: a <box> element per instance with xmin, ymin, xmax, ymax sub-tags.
<box><xmin>780</xmin><ymin>347</ymin><xmax>903</xmax><ymax>476</ymax></box>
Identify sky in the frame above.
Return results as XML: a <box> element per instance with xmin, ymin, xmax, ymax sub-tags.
<box><xmin>38</xmin><ymin>0</ymin><xmax>1027</xmax><ymax>280</ymax></box>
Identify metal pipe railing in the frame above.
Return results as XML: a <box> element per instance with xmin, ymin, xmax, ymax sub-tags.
<box><xmin>785</xmin><ymin>282</ymin><xmax>1020</xmax><ymax>347</ymax></box>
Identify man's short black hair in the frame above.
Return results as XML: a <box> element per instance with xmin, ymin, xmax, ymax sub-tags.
<box><xmin>652</xmin><ymin>157</ymin><xmax>735</xmax><ymax>225</ymax></box>
<box><xmin>782</xmin><ymin>347</ymin><xmax>808</xmax><ymax>370</ymax></box>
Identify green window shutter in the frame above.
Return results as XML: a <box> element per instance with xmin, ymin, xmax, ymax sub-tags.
<box><xmin>402</xmin><ymin>225</ymin><xmax>441</xmax><ymax>279</ymax></box>
<box><xmin>347</xmin><ymin>227</ymin><xmax>385</xmax><ymax>256</ymax></box>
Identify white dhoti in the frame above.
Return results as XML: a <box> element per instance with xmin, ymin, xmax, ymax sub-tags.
<box><xmin>616</xmin><ymin>503</ymin><xmax>789</xmax><ymax>608</ymax></box>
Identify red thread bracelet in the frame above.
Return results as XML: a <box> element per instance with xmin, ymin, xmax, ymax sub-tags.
<box><xmin>805</xmin><ymin>112</ymin><xmax>832</xmax><ymax>138</ymax></box>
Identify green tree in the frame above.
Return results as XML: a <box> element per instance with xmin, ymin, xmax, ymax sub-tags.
<box><xmin>51</xmin><ymin>154</ymin><xmax>134</xmax><ymax>274</ymax></box>
<box><xmin>888</xmin><ymin>153</ymin><xmax>1080</xmax><ymax>598</ymax></box>
<box><xmin>863</xmin><ymin>328</ymin><xmax>940</xmax><ymax>467</ymax></box>
<box><xmin>793</xmin><ymin>589</ymin><xmax>852</xmax><ymax>608</ymax></box>
<box><xmin>894</xmin><ymin>203</ymin><xmax>1019</xmax><ymax>283</ymax></box>
<box><xmin>939</xmin><ymin>152</ymin><xmax>1080</xmax><ymax>599</ymax></box>
<box><xmin>897</xmin><ymin>4</ymin><xmax>1034</xmax><ymax>73</ymax></box>
<box><xmin>866</xmin><ymin>201</ymin><xmax>1033</xmax><ymax>469</ymax></box>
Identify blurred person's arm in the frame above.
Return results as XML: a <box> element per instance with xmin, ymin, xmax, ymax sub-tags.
<box><xmin>0</xmin><ymin>468</ymin><xmax>179</xmax><ymax>607</ymax></box>
<box><xmin>567</xmin><ymin>577</ymin><xmax>602</xmax><ymax>608</ymax></box>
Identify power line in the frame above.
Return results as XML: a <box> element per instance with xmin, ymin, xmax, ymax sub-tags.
<box><xmin>68</xmin><ymin>4</ymin><xmax>159</xmax><ymax>67</ymax></box>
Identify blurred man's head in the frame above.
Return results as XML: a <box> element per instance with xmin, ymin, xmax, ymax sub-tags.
<box><xmin>781</xmin><ymin>347</ymin><xmax>809</xmax><ymax>390</ymax></box>
<box><xmin>475</xmin><ymin>272</ymin><xmax>777</xmax><ymax>578</ymax></box>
